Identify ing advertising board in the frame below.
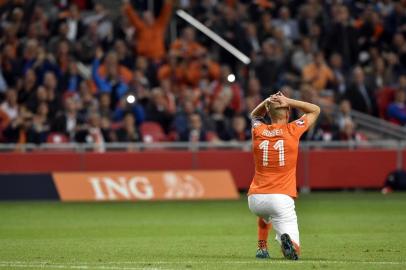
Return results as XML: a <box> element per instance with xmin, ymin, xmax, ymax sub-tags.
<box><xmin>53</xmin><ymin>170</ymin><xmax>239</xmax><ymax>201</ymax></box>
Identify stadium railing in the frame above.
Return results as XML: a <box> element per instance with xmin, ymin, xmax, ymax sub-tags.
<box><xmin>350</xmin><ymin>110</ymin><xmax>406</xmax><ymax>140</ymax></box>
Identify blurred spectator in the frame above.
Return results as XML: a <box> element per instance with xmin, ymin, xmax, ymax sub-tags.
<box><xmin>240</xmin><ymin>22</ymin><xmax>261</xmax><ymax>57</ymax></box>
<box><xmin>246</xmin><ymin>77</ymin><xmax>262</xmax><ymax>106</ymax></box>
<box><xmin>366</xmin><ymin>57</ymin><xmax>395</xmax><ymax>90</ymax></box>
<box><xmin>387</xmin><ymin>90</ymin><xmax>406</xmax><ymax>125</ymax></box>
<box><xmin>180</xmin><ymin>112</ymin><xmax>208</xmax><ymax>142</ymax></box>
<box><xmin>208</xmin><ymin>99</ymin><xmax>231</xmax><ymax>141</ymax></box>
<box><xmin>3</xmin><ymin>106</ymin><xmax>40</xmax><ymax>144</ymax></box>
<box><xmin>323</xmin><ymin>5</ymin><xmax>358</xmax><ymax>66</ymax></box>
<box><xmin>210</xmin><ymin>65</ymin><xmax>243</xmax><ymax>117</ymax></box>
<box><xmin>114</xmin><ymin>39</ymin><xmax>135</xmax><ymax>70</ymax></box>
<box><xmin>32</xmin><ymin>102</ymin><xmax>50</xmax><ymax>142</ymax></box>
<box><xmin>333</xmin><ymin>118</ymin><xmax>367</xmax><ymax>142</ymax></box>
<box><xmin>82</xmin><ymin>3</ymin><xmax>112</xmax><ymax>41</ymax></box>
<box><xmin>291</xmin><ymin>36</ymin><xmax>313</xmax><ymax>73</ymax></box>
<box><xmin>186</xmin><ymin>48</ymin><xmax>221</xmax><ymax>87</ymax></box>
<box><xmin>171</xmin><ymin>27</ymin><xmax>204</xmax><ymax>59</ymax></box>
<box><xmin>77</xmin><ymin>22</ymin><xmax>100</xmax><ymax>63</ymax></box>
<box><xmin>99</xmin><ymin>93</ymin><xmax>113</xmax><ymax>118</ymax></box>
<box><xmin>0</xmin><ymin>88</ymin><xmax>19</xmax><ymax>121</ymax></box>
<box><xmin>229</xmin><ymin>114</ymin><xmax>251</xmax><ymax>141</ymax></box>
<box><xmin>100</xmin><ymin>116</ymin><xmax>116</xmax><ymax>142</ymax></box>
<box><xmin>345</xmin><ymin>66</ymin><xmax>378</xmax><ymax>115</ymax></box>
<box><xmin>60</xmin><ymin>61</ymin><xmax>83</xmax><ymax>92</ymax></box>
<box><xmin>1</xmin><ymin>44</ymin><xmax>21</xmax><ymax>87</ymax></box>
<box><xmin>0</xmin><ymin>57</ymin><xmax>8</xmax><ymax>94</ymax></box>
<box><xmin>122</xmin><ymin>0</ymin><xmax>172</xmax><ymax>61</ymax></box>
<box><xmin>75</xmin><ymin>112</ymin><xmax>105</xmax><ymax>152</ymax></box>
<box><xmin>329</xmin><ymin>53</ymin><xmax>347</xmax><ymax>96</ymax></box>
<box><xmin>144</xmin><ymin>88</ymin><xmax>174</xmax><ymax>133</ymax></box>
<box><xmin>398</xmin><ymin>75</ymin><xmax>406</xmax><ymax>93</ymax></box>
<box><xmin>335</xmin><ymin>99</ymin><xmax>353</xmax><ymax>130</ymax></box>
<box><xmin>116</xmin><ymin>112</ymin><xmax>140</xmax><ymax>142</ymax></box>
<box><xmin>254</xmin><ymin>40</ymin><xmax>284</xmax><ymax>93</ymax></box>
<box><xmin>272</xmin><ymin>6</ymin><xmax>299</xmax><ymax>42</ymax></box>
<box><xmin>51</xmin><ymin>97</ymin><xmax>84</xmax><ymax>139</ymax></box>
<box><xmin>302</xmin><ymin>51</ymin><xmax>334</xmax><ymax>92</ymax></box>
<box><xmin>214</xmin><ymin>5</ymin><xmax>244</xmax><ymax>67</ymax></box>
<box><xmin>158</xmin><ymin>51</ymin><xmax>187</xmax><ymax>88</ymax></box>
<box><xmin>18</xmin><ymin>68</ymin><xmax>37</xmax><ymax>105</ymax></box>
<box><xmin>62</xmin><ymin>4</ymin><xmax>84</xmax><ymax>42</ymax></box>
<box><xmin>92</xmin><ymin>48</ymin><xmax>129</xmax><ymax>108</ymax></box>
<box><xmin>48</xmin><ymin>22</ymin><xmax>71</xmax><ymax>56</ymax></box>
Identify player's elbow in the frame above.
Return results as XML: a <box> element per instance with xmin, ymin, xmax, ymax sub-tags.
<box><xmin>250</xmin><ymin>110</ymin><xmax>260</xmax><ymax>119</ymax></box>
<box><xmin>314</xmin><ymin>105</ymin><xmax>321</xmax><ymax>115</ymax></box>
<box><xmin>313</xmin><ymin>105</ymin><xmax>321</xmax><ymax>118</ymax></box>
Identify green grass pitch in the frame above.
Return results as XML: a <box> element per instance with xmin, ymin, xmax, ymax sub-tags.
<box><xmin>0</xmin><ymin>192</ymin><xmax>406</xmax><ymax>270</ymax></box>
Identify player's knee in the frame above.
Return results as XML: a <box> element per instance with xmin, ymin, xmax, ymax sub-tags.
<box><xmin>257</xmin><ymin>217</ymin><xmax>269</xmax><ymax>228</ymax></box>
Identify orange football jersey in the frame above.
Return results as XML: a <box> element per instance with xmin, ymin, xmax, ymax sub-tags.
<box><xmin>248</xmin><ymin>115</ymin><xmax>309</xmax><ymax>198</ymax></box>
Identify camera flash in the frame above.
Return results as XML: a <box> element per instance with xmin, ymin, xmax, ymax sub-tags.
<box><xmin>227</xmin><ymin>74</ymin><xmax>235</xmax><ymax>83</ymax></box>
<box><xmin>126</xmin><ymin>95</ymin><xmax>136</xmax><ymax>104</ymax></box>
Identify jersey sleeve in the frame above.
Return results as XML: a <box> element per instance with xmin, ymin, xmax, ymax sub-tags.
<box><xmin>288</xmin><ymin>114</ymin><xmax>310</xmax><ymax>138</ymax></box>
<box><xmin>251</xmin><ymin>116</ymin><xmax>266</xmax><ymax>137</ymax></box>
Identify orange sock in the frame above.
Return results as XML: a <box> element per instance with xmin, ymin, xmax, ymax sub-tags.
<box><xmin>257</xmin><ymin>218</ymin><xmax>271</xmax><ymax>249</ymax></box>
<box><xmin>292</xmin><ymin>241</ymin><xmax>301</xmax><ymax>255</ymax></box>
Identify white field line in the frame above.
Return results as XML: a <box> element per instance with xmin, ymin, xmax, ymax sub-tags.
<box><xmin>1</xmin><ymin>260</ymin><xmax>406</xmax><ymax>267</ymax></box>
<box><xmin>0</xmin><ymin>262</ymin><xmax>163</xmax><ymax>270</ymax></box>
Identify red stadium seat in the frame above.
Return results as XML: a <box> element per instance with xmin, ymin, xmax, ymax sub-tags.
<box><xmin>139</xmin><ymin>122</ymin><xmax>167</xmax><ymax>142</ymax></box>
<box><xmin>110</xmin><ymin>122</ymin><xmax>123</xmax><ymax>131</ymax></box>
<box><xmin>376</xmin><ymin>87</ymin><xmax>396</xmax><ymax>119</ymax></box>
<box><xmin>167</xmin><ymin>131</ymin><xmax>179</xmax><ymax>142</ymax></box>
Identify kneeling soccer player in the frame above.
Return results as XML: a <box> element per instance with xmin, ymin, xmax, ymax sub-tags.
<box><xmin>248</xmin><ymin>91</ymin><xmax>320</xmax><ymax>260</ymax></box>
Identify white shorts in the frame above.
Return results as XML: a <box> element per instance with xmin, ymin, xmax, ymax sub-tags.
<box><xmin>248</xmin><ymin>194</ymin><xmax>300</xmax><ymax>246</ymax></box>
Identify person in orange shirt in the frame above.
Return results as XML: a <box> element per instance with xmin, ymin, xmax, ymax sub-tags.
<box><xmin>122</xmin><ymin>0</ymin><xmax>172</xmax><ymax>61</ymax></box>
<box><xmin>248</xmin><ymin>91</ymin><xmax>320</xmax><ymax>260</ymax></box>
<box><xmin>170</xmin><ymin>27</ymin><xmax>204</xmax><ymax>59</ymax></box>
<box><xmin>302</xmin><ymin>52</ymin><xmax>334</xmax><ymax>92</ymax></box>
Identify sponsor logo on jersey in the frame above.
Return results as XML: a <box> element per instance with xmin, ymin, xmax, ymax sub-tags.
<box><xmin>295</xmin><ymin>119</ymin><xmax>305</xmax><ymax>127</ymax></box>
<box><xmin>252</xmin><ymin>121</ymin><xmax>262</xmax><ymax>128</ymax></box>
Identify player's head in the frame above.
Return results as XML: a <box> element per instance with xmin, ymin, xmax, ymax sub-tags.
<box><xmin>265</xmin><ymin>94</ymin><xmax>290</xmax><ymax>123</ymax></box>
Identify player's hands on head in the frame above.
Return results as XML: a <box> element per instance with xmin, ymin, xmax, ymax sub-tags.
<box><xmin>269</xmin><ymin>91</ymin><xmax>289</xmax><ymax>108</ymax></box>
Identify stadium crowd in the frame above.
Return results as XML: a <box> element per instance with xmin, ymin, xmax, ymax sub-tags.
<box><xmin>0</xmin><ymin>0</ymin><xmax>406</xmax><ymax>148</ymax></box>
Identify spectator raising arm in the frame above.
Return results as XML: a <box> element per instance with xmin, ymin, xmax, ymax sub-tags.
<box><xmin>156</xmin><ymin>0</ymin><xmax>173</xmax><ymax>27</ymax></box>
<box><xmin>122</xmin><ymin>0</ymin><xmax>145</xmax><ymax>31</ymax></box>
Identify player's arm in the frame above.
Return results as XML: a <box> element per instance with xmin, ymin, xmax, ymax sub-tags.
<box><xmin>287</xmin><ymin>98</ymin><xmax>320</xmax><ymax>126</ymax></box>
<box><xmin>250</xmin><ymin>98</ymin><xmax>270</xmax><ymax>129</ymax></box>
<box><xmin>250</xmin><ymin>98</ymin><xmax>271</xmax><ymax>119</ymax></box>
<box><xmin>250</xmin><ymin>97</ymin><xmax>271</xmax><ymax>128</ymax></box>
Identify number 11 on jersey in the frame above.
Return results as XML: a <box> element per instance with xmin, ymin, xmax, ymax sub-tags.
<box><xmin>259</xmin><ymin>140</ymin><xmax>285</xmax><ymax>167</ymax></box>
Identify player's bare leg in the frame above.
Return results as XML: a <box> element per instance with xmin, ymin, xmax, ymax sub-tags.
<box><xmin>256</xmin><ymin>217</ymin><xmax>271</xmax><ymax>259</ymax></box>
